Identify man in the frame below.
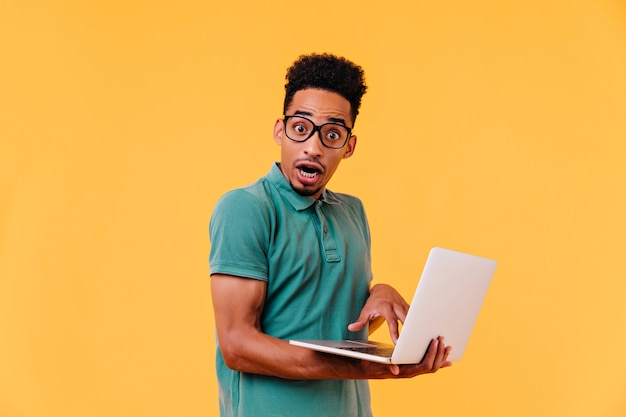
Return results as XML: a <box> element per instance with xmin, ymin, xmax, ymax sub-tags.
<box><xmin>209</xmin><ymin>53</ymin><xmax>451</xmax><ymax>417</ymax></box>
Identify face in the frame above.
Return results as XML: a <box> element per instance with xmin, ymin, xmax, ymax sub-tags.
<box><xmin>273</xmin><ymin>88</ymin><xmax>357</xmax><ymax>200</ymax></box>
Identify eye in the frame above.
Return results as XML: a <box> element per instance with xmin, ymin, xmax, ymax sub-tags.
<box><xmin>293</xmin><ymin>123</ymin><xmax>308</xmax><ymax>134</ymax></box>
<box><xmin>326</xmin><ymin>130</ymin><xmax>341</xmax><ymax>141</ymax></box>
<box><xmin>323</xmin><ymin>125</ymin><xmax>346</xmax><ymax>142</ymax></box>
<box><xmin>287</xmin><ymin>118</ymin><xmax>312</xmax><ymax>137</ymax></box>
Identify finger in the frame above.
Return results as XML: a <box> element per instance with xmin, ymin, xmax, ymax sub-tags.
<box><xmin>347</xmin><ymin>320</ymin><xmax>366</xmax><ymax>332</ymax></box>
<box><xmin>375</xmin><ymin>304</ymin><xmax>403</xmax><ymax>342</ymax></box>
<box><xmin>386</xmin><ymin>318</ymin><xmax>401</xmax><ymax>344</ymax></box>
<box><xmin>440</xmin><ymin>346</ymin><xmax>453</xmax><ymax>368</ymax></box>
<box><xmin>419</xmin><ymin>338</ymin><xmax>438</xmax><ymax>370</ymax></box>
<box><xmin>431</xmin><ymin>338</ymin><xmax>454</xmax><ymax>371</ymax></box>
<box><xmin>432</xmin><ymin>337</ymin><xmax>448</xmax><ymax>369</ymax></box>
<box><xmin>393</xmin><ymin>302</ymin><xmax>410</xmax><ymax>324</ymax></box>
<box><xmin>347</xmin><ymin>311</ymin><xmax>373</xmax><ymax>332</ymax></box>
<box><xmin>388</xmin><ymin>364</ymin><xmax>400</xmax><ymax>376</ymax></box>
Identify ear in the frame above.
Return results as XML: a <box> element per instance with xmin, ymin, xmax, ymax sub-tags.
<box><xmin>342</xmin><ymin>134</ymin><xmax>357</xmax><ymax>159</ymax></box>
<box><xmin>273</xmin><ymin>119</ymin><xmax>284</xmax><ymax>145</ymax></box>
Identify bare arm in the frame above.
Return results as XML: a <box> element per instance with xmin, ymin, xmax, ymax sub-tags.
<box><xmin>211</xmin><ymin>273</ymin><xmax>361</xmax><ymax>379</ymax></box>
<box><xmin>211</xmin><ymin>274</ymin><xmax>452</xmax><ymax>379</ymax></box>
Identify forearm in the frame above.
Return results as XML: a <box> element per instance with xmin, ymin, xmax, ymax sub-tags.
<box><xmin>218</xmin><ymin>326</ymin><xmax>372</xmax><ymax>380</ymax></box>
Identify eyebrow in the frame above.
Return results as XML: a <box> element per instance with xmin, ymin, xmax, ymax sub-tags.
<box><xmin>292</xmin><ymin>110</ymin><xmax>348</xmax><ymax>126</ymax></box>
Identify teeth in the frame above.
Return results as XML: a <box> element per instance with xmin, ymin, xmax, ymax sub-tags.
<box><xmin>300</xmin><ymin>168</ymin><xmax>317</xmax><ymax>178</ymax></box>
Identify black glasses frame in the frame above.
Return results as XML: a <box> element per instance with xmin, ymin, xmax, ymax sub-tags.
<box><xmin>282</xmin><ymin>115</ymin><xmax>353</xmax><ymax>149</ymax></box>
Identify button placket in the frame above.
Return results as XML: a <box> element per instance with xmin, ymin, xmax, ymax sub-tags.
<box><xmin>315</xmin><ymin>201</ymin><xmax>340</xmax><ymax>262</ymax></box>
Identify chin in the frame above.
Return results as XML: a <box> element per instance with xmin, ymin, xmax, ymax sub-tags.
<box><xmin>290</xmin><ymin>182</ymin><xmax>321</xmax><ymax>198</ymax></box>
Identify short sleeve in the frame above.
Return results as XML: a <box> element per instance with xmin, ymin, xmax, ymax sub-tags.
<box><xmin>209</xmin><ymin>189</ymin><xmax>272</xmax><ymax>281</ymax></box>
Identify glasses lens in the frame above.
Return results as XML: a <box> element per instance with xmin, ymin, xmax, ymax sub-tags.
<box><xmin>320</xmin><ymin>124</ymin><xmax>349</xmax><ymax>148</ymax></box>
<box><xmin>285</xmin><ymin>117</ymin><xmax>314</xmax><ymax>141</ymax></box>
<box><xmin>285</xmin><ymin>116</ymin><xmax>349</xmax><ymax>149</ymax></box>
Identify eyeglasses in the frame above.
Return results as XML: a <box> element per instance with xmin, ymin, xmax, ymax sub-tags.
<box><xmin>283</xmin><ymin>115</ymin><xmax>352</xmax><ymax>149</ymax></box>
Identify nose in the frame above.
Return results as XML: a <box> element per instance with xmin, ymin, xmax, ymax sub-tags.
<box><xmin>303</xmin><ymin>129</ymin><xmax>324</xmax><ymax>157</ymax></box>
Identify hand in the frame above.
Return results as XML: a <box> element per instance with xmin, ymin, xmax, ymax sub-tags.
<box><xmin>358</xmin><ymin>336</ymin><xmax>453</xmax><ymax>378</ymax></box>
<box><xmin>347</xmin><ymin>283</ymin><xmax>410</xmax><ymax>343</ymax></box>
<box><xmin>387</xmin><ymin>336</ymin><xmax>453</xmax><ymax>377</ymax></box>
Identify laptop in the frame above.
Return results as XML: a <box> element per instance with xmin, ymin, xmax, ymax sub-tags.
<box><xmin>289</xmin><ymin>247</ymin><xmax>497</xmax><ymax>364</ymax></box>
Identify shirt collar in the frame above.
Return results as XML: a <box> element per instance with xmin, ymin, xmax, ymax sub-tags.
<box><xmin>268</xmin><ymin>163</ymin><xmax>340</xmax><ymax>211</ymax></box>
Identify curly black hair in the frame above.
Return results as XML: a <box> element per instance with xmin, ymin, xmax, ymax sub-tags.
<box><xmin>283</xmin><ymin>53</ymin><xmax>367</xmax><ymax>123</ymax></box>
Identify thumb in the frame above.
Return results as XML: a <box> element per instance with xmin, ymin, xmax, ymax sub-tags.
<box><xmin>347</xmin><ymin>314</ymin><xmax>370</xmax><ymax>332</ymax></box>
<box><xmin>389</xmin><ymin>364</ymin><xmax>400</xmax><ymax>376</ymax></box>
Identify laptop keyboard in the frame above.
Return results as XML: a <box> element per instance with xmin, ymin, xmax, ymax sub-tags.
<box><xmin>341</xmin><ymin>346</ymin><xmax>395</xmax><ymax>356</ymax></box>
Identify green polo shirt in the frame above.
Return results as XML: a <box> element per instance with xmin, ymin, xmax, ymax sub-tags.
<box><xmin>209</xmin><ymin>163</ymin><xmax>373</xmax><ymax>417</ymax></box>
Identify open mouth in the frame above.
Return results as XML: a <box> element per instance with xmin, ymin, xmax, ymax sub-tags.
<box><xmin>299</xmin><ymin>166</ymin><xmax>320</xmax><ymax>178</ymax></box>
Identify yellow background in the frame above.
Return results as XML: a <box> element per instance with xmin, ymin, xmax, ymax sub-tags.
<box><xmin>1</xmin><ymin>0</ymin><xmax>625</xmax><ymax>416</ymax></box>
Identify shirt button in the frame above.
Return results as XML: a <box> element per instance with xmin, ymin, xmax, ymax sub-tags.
<box><xmin>323</xmin><ymin>226</ymin><xmax>328</xmax><ymax>233</ymax></box>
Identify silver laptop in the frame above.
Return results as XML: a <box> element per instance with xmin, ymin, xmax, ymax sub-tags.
<box><xmin>289</xmin><ymin>247</ymin><xmax>497</xmax><ymax>364</ymax></box>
